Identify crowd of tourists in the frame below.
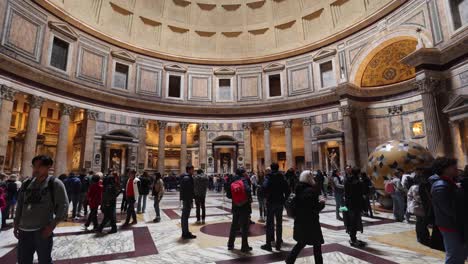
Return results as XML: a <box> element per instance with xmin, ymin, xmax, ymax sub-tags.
<box><xmin>0</xmin><ymin>155</ymin><xmax>467</xmax><ymax>264</ymax></box>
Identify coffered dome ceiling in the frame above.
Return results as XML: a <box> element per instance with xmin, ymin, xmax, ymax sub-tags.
<box><xmin>36</xmin><ymin>0</ymin><xmax>404</xmax><ymax>64</ymax></box>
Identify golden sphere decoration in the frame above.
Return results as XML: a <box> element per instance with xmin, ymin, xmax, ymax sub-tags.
<box><xmin>367</xmin><ymin>140</ymin><xmax>433</xmax><ymax>190</ymax></box>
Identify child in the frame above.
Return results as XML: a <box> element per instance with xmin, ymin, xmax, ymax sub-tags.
<box><xmin>84</xmin><ymin>174</ymin><xmax>103</xmax><ymax>231</ymax></box>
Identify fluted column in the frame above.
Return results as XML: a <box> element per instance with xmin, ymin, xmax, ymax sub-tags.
<box><xmin>199</xmin><ymin>123</ymin><xmax>208</xmax><ymax>170</ymax></box>
<box><xmin>283</xmin><ymin>119</ymin><xmax>293</xmax><ymax>169</ymax></box>
<box><xmin>356</xmin><ymin>108</ymin><xmax>369</xmax><ymax>169</ymax></box>
<box><xmin>242</xmin><ymin>123</ymin><xmax>252</xmax><ymax>170</ymax></box>
<box><xmin>21</xmin><ymin>95</ymin><xmax>45</xmax><ymax>178</ymax></box>
<box><xmin>54</xmin><ymin>104</ymin><xmax>74</xmax><ymax>176</ymax></box>
<box><xmin>449</xmin><ymin>121</ymin><xmax>466</xmax><ymax>167</ymax></box>
<box><xmin>341</xmin><ymin>104</ymin><xmax>356</xmax><ymax>167</ymax></box>
<box><xmin>179</xmin><ymin>122</ymin><xmax>189</xmax><ymax>172</ymax></box>
<box><xmin>137</xmin><ymin>118</ymin><xmax>147</xmax><ymax>171</ymax></box>
<box><xmin>0</xmin><ymin>86</ymin><xmax>17</xmax><ymax>171</ymax></box>
<box><xmin>415</xmin><ymin>78</ymin><xmax>445</xmax><ymax>156</ymax></box>
<box><xmin>81</xmin><ymin>110</ymin><xmax>98</xmax><ymax>171</ymax></box>
<box><xmin>263</xmin><ymin>121</ymin><xmax>272</xmax><ymax>168</ymax></box>
<box><xmin>303</xmin><ymin>117</ymin><xmax>312</xmax><ymax>169</ymax></box>
<box><xmin>157</xmin><ymin>121</ymin><xmax>167</xmax><ymax>174</ymax></box>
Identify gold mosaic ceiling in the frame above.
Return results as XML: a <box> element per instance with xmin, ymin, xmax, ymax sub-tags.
<box><xmin>361</xmin><ymin>39</ymin><xmax>417</xmax><ymax>87</ymax></box>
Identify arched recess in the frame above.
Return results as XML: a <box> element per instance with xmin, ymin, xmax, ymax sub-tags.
<box><xmin>353</xmin><ymin>37</ymin><xmax>417</xmax><ymax>87</ymax></box>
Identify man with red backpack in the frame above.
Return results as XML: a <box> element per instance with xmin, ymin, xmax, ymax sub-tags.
<box><xmin>226</xmin><ymin>168</ymin><xmax>252</xmax><ymax>253</ymax></box>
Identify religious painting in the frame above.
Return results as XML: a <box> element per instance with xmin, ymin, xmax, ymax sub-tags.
<box><xmin>44</xmin><ymin>120</ymin><xmax>60</xmax><ymax>134</ymax></box>
<box><xmin>72</xmin><ymin>145</ymin><xmax>81</xmax><ymax>170</ymax></box>
<box><xmin>327</xmin><ymin>147</ymin><xmax>340</xmax><ymax>171</ymax></box>
<box><xmin>147</xmin><ymin>149</ymin><xmax>158</xmax><ymax>169</ymax></box>
<box><xmin>220</xmin><ymin>153</ymin><xmax>231</xmax><ymax>173</ymax></box>
<box><xmin>110</xmin><ymin>149</ymin><xmax>122</xmax><ymax>172</ymax></box>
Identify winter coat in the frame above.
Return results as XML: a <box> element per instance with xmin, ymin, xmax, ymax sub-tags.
<box><xmin>5</xmin><ymin>179</ymin><xmax>19</xmax><ymax>203</ymax></box>
<box><xmin>457</xmin><ymin>177</ymin><xmax>468</xmax><ymax>243</ymax></box>
<box><xmin>152</xmin><ymin>179</ymin><xmax>165</xmax><ymax>201</ymax></box>
<box><xmin>263</xmin><ymin>171</ymin><xmax>290</xmax><ymax>204</ymax></box>
<box><xmin>407</xmin><ymin>185</ymin><xmax>424</xmax><ymax>217</ymax></box>
<box><xmin>139</xmin><ymin>176</ymin><xmax>151</xmax><ymax>195</ymax></box>
<box><xmin>344</xmin><ymin>175</ymin><xmax>364</xmax><ymax>233</ymax></box>
<box><xmin>126</xmin><ymin>177</ymin><xmax>140</xmax><ymax>200</ymax></box>
<box><xmin>194</xmin><ymin>173</ymin><xmax>209</xmax><ymax>197</ymax></box>
<box><xmin>65</xmin><ymin>176</ymin><xmax>82</xmax><ymax>196</ymax></box>
<box><xmin>180</xmin><ymin>173</ymin><xmax>195</xmax><ymax>201</ymax></box>
<box><xmin>431</xmin><ymin>175</ymin><xmax>458</xmax><ymax>231</ymax></box>
<box><xmin>87</xmin><ymin>182</ymin><xmax>103</xmax><ymax>209</ymax></box>
<box><xmin>293</xmin><ymin>182</ymin><xmax>324</xmax><ymax>245</ymax></box>
<box><xmin>333</xmin><ymin>175</ymin><xmax>344</xmax><ymax>194</ymax></box>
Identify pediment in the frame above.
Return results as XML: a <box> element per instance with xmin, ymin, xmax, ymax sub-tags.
<box><xmin>443</xmin><ymin>94</ymin><xmax>468</xmax><ymax>114</ymax></box>
<box><xmin>164</xmin><ymin>64</ymin><xmax>187</xmax><ymax>73</ymax></box>
<box><xmin>111</xmin><ymin>50</ymin><xmax>136</xmax><ymax>63</ymax></box>
<box><xmin>48</xmin><ymin>21</ymin><xmax>78</xmax><ymax>41</ymax></box>
<box><xmin>313</xmin><ymin>49</ymin><xmax>337</xmax><ymax>61</ymax></box>
<box><xmin>263</xmin><ymin>63</ymin><xmax>285</xmax><ymax>72</ymax></box>
<box><xmin>214</xmin><ymin>68</ymin><xmax>236</xmax><ymax>75</ymax></box>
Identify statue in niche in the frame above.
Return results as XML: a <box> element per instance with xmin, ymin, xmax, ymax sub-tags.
<box><xmin>328</xmin><ymin>148</ymin><xmax>339</xmax><ymax>170</ymax></box>
<box><xmin>221</xmin><ymin>153</ymin><xmax>231</xmax><ymax>173</ymax></box>
<box><xmin>110</xmin><ymin>149</ymin><xmax>122</xmax><ymax>172</ymax></box>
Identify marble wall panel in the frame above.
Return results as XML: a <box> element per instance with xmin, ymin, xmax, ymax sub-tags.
<box><xmin>237</xmin><ymin>74</ymin><xmax>262</xmax><ymax>101</ymax></box>
<box><xmin>188</xmin><ymin>74</ymin><xmax>212</xmax><ymax>101</ymax></box>
<box><xmin>287</xmin><ymin>64</ymin><xmax>313</xmax><ymax>95</ymax></box>
<box><xmin>76</xmin><ymin>43</ymin><xmax>108</xmax><ymax>85</ymax></box>
<box><xmin>136</xmin><ymin>64</ymin><xmax>162</xmax><ymax>96</ymax></box>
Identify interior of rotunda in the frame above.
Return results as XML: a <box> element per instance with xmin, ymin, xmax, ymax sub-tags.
<box><xmin>0</xmin><ymin>0</ymin><xmax>467</xmax><ymax>263</ymax></box>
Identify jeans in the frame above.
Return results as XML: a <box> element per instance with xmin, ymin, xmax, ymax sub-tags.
<box><xmin>85</xmin><ymin>208</ymin><xmax>99</xmax><ymax>228</ymax></box>
<box><xmin>286</xmin><ymin>242</ymin><xmax>323</xmax><ymax>264</ymax></box>
<box><xmin>228</xmin><ymin>205</ymin><xmax>250</xmax><ymax>249</ymax></box>
<box><xmin>77</xmin><ymin>192</ymin><xmax>88</xmax><ymax>216</ymax></box>
<box><xmin>415</xmin><ymin>216</ymin><xmax>430</xmax><ymax>245</ymax></box>
<box><xmin>181</xmin><ymin>200</ymin><xmax>192</xmax><ymax>236</ymax></box>
<box><xmin>363</xmin><ymin>195</ymin><xmax>373</xmax><ymax>218</ymax></box>
<box><xmin>154</xmin><ymin>197</ymin><xmax>161</xmax><ymax>219</ymax></box>
<box><xmin>334</xmin><ymin>192</ymin><xmax>344</xmax><ymax>219</ymax></box>
<box><xmin>441</xmin><ymin>231</ymin><xmax>468</xmax><ymax>264</ymax></box>
<box><xmin>125</xmin><ymin>197</ymin><xmax>137</xmax><ymax>224</ymax></box>
<box><xmin>69</xmin><ymin>193</ymin><xmax>80</xmax><ymax>218</ymax></box>
<box><xmin>120</xmin><ymin>195</ymin><xmax>127</xmax><ymax>212</ymax></box>
<box><xmin>266</xmin><ymin>203</ymin><xmax>284</xmax><ymax>244</ymax></box>
<box><xmin>391</xmin><ymin>193</ymin><xmax>405</xmax><ymax>222</ymax></box>
<box><xmin>17</xmin><ymin>230</ymin><xmax>53</xmax><ymax>264</ymax></box>
<box><xmin>195</xmin><ymin>195</ymin><xmax>206</xmax><ymax>221</ymax></box>
<box><xmin>258</xmin><ymin>197</ymin><xmax>266</xmax><ymax>219</ymax></box>
<box><xmin>137</xmin><ymin>194</ymin><xmax>147</xmax><ymax>213</ymax></box>
<box><xmin>99</xmin><ymin>204</ymin><xmax>117</xmax><ymax>231</ymax></box>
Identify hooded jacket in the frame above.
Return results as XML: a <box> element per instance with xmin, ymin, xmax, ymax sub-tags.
<box><xmin>431</xmin><ymin>174</ymin><xmax>458</xmax><ymax>231</ymax></box>
<box><xmin>194</xmin><ymin>173</ymin><xmax>209</xmax><ymax>197</ymax></box>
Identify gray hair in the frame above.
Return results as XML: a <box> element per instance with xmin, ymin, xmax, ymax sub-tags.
<box><xmin>299</xmin><ymin>170</ymin><xmax>316</xmax><ymax>186</ymax></box>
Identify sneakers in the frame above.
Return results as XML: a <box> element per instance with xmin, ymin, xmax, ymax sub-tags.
<box><xmin>260</xmin><ymin>244</ymin><xmax>272</xmax><ymax>251</ymax></box>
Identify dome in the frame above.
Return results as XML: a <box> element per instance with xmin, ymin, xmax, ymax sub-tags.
<box><xmin>37</xmin><ymin>0</ymin><xmax>404</xmax><ymax>64</ymax></box>
<box><xmin>367</xmin><ymin>140</ymin><xmax>434</xmax><ymax>191</ymax></box>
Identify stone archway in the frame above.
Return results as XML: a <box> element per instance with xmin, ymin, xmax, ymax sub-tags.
<box><xmin>102</xmin><ymin>129</ymin><xmax>138</xmax><ymax>175</ymax></box>
<box><xmin>211</xmin><ymin>135</ymin><xmax>238</xmax><ymax>174</ymax></box>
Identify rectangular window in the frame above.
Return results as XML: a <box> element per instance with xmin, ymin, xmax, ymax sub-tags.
<box><xmin>168</xmin><ymin>75</ymin><xmax>182</xmax><ymax>98</ymax></box>
<box><xmin>449</xmin><ymin>0</ymin><xmax>468</xmax><ymax>30</ymax></box>
<box><xmin>50</xmin><ymin>37</ymin><xmax>69</xmax><ymax>71</ymax></box>
<box><xmin>268</xmin><ymin>74</ymin><xmax>281</xmax><ymax>97</ymax></box>
<box><xmin>113</xmin><ymin>63</ymin><xmax>129</xmax><ymax>89</ymax></box>
<box><xmin>320</xmin><ymin>61</ymin><xmax>335</xmax><ymax>88</ymax></box>
<box><xmin>218</xmin><ymin>79</ymin><xmax>231</xmax><ymax>101</ymax></box>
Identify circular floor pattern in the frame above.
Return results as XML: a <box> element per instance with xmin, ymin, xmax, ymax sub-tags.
<box><xmin>200</xmin><ymin>222</ymin><xmax>266</xmax><ymax>238</ymax></box>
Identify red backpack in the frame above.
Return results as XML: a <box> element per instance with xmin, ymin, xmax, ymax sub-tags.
<box><xmin>384</xmin><ymin>180</ymin><xmax>395</xmax><ymax>194</ymax></box>
<box><xmin>231</xmin><ymin>179</ymin><xmax>248</xmax><ymax>207</ymax></box>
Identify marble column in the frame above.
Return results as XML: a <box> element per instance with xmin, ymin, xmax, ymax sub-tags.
<box><xmin>21</xmin><ymin>95</ymin><xmax>45</xmax><ymax>178</ymax></box>
<box><xmin>0</xmin><ymin>86</ymin><xmax>17</xmax><ymax>171</ymax></box>
<box><xmin>283</xmin><ymin>119</ymin><xmax>293</xmax><ymax>169</ymax></box>
<box><xmin>415</xmin><ymin>78</ymin><xmax>445</xmax><ymax>156</ymax></box>
<box><xmin>242</xmin><ymin>123</ymin><xmax>252</xmax><ymax>170</ymax></box>
<box><xmin>54</xmin><ymin>104</ymin><xmax>74</xmax><ymax>176</ymax></box>
<box><xmin>81</xmin><ymin>110</ymin><xmax>99</xmax><ymax>171</ymax></box>
<box><xmin>157</xmin><ymin>121</ymin><xmax>167</xmax><ymax>174</ymax></box>
<box><xmin>338</xmin><ymin>140</ymin><xmax>345</xmax><ymax>172</ymax></box>
<box><xmin>356</xmin><ymin>108</ymin><xmax>369</xmax><ymax>169</ymax></box>
<box><xmin>137</xmin><ymin>118</ymin><xmax>147</xmax><ymax>171</ymax></box>
<box><xmin>450</xmin><ymin>121</ymin><xmax>466</xmax><ymax>167</ymax></box>
<box><xmin>303</xmin><ymin>117</ymin><xmax>312</xmax><ymax>169</ymax></box>
<box><xmin>341</xmin><ymin>104</ymin><xmax>356</xmax><ymax>167</ymax></box>
<box><xmin>263</xmin><ymin>121</ymin><xmax>272</xmax><ymax>168</ymax></box>
<box><xmin>180</xmin><ymin>122</ymin><xmax>189</xmax><ymax>172</ymax></box>
<box><xmin>199</xmin><ymin>123</ymin><xmax>208</xmax><ymax>170</ymax></box>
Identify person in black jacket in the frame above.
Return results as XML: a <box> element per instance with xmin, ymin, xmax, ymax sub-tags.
<box><xmin>286</xmin><ymin>170</ymin><xmax>325</xmax><ymax>264</ymax></box>
<box><xmin>261</xmin><ymin>163</ymin><xmax>290</xmax><ymax>251</ymax></box>
<box><xmin>137</xmin><ymin>171</ymin><xmax>151</xmax><ymax>214</ymax></box>
<box><xmin>344</xmin><ymin>167</ymin><xmax>366</xmax><ymax>247</ymax></box>
<box><xmin>360</xmin><ymin>172</ymin><xmax>374</xmax><ymax>218</ymax></box>
<box><xmin>179</xmin><ymin>165</ymin><xmax>196</xmax><ymax>239</ymax></box>
<box><xmin>226</xmin><ymin>168</ymin><xmax>252</xmax><ymax>253</ymax></box>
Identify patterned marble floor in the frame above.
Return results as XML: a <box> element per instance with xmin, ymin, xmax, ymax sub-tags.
<box><xmin>0</xmin><ymin>191</ymin><xmax>456</xmax><ymax>264</ymax></box>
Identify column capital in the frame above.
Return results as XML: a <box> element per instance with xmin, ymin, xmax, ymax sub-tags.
<box><xmin>0</xmin><ymin>85</ymin><xmax>17</xmax><ymax>101</ymax></box>
<box><xmin>302</xmin><ymin>117</ymin><xmax>312</xmax><ymax>126</ymax></box>
<box><xmin>28</xmin><ymin>95</ymin><xmax>45</xmax><ymax>109</ymax></box>
<box><xmin>137</xmin><ymin>118</ymin><xmax>147</xmax><ymax>127</ymax></box>
<box><xmin>241</xmin><ymin>122</ymin><xmax>251</xmax><ymax>130</ymax></box>
<box><xmin>86</xmin><ymin>110</ymin><xmax>100</xmax><ymax>120</ymax></box>
<box><xmin>157</xmin><ymin>121</ymin><xmax>167</xmax><ymax>130</ymax></box>
<box><xmin>340</xmin><ymin>105</ymin><xmax>355</xmax><ymax>117</ymax></box>
<box><xmin>263</xmin><ymin>121</ymin><xmax>271</xmax><ymax>130</ymax></box>
<box><xmin>59</xmin><ymin>104</ymin><xmax>74</xmax><ymax>116</ymax></box>
<box><xmin>282</xmin><ymin>119</ymin><xmax>292</xmax><ymax>128</ymax></box>
<box><xmin>199</xmin><ymin>123</ymin><xmax>209</xmax><ymax>131</ymax></box>
<box><xmin>180</xmin><ymin>122</ymin><xmax>189</xmax><ymax>131</ymax></box>
<box><xmin>415</xmin><ymin>77</ymin><xmax>441</xmax><ymax>94</ymax></box>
